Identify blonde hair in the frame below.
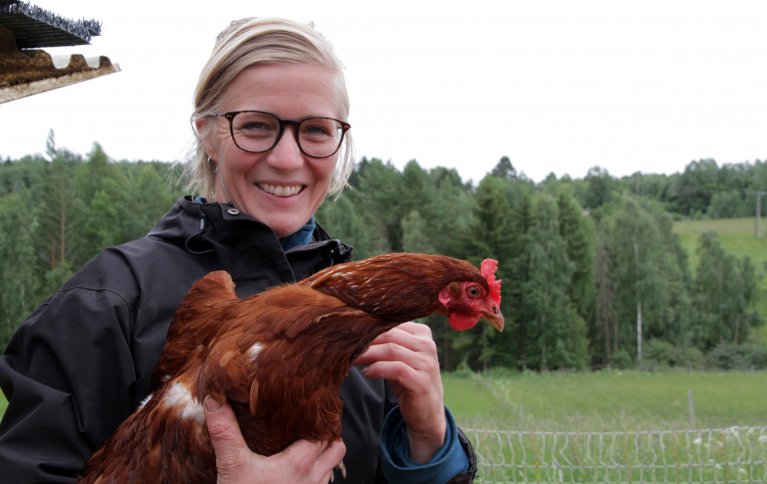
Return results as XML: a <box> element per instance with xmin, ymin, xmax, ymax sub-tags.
<box><xmin>184</xmin><ymin>17</ymin><xmax>354</xmax><ymax>198</ymax></box>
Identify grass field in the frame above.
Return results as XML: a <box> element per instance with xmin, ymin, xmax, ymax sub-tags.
<box><xmin>673</xmin><ymin>217</ymin><xmax>767</xmax><ymax>342</ymax></box>
<box><xmin>445</xmin><ymin>370</ymin><xmax>767</xmax><ymax>482</ymax></box>
<box><xmin>673</xmin><ymin>217</ymin><xmax>767</xmax><ymax>274</ymax></box>
<box><xmin>444</xmin><ymin>369</ymin><xmax>767</xmax><ymax>432</ymax></box>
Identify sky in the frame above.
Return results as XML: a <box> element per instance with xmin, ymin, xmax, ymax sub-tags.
<box><xmin>2</xmin><ymin>0</ymin><xmax>767</xmax><ymax>184</ymax></box>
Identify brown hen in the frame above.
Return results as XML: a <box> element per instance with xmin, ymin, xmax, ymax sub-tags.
<box><xmin>77</xmin><ymin>252</ymin><xmax>504</xmax><ymax>483</ymax></box>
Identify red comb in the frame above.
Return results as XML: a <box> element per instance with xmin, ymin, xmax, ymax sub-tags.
<box><xmin>481</xmin><ymin>258</ymin><xmax>502</xmax><ymax>305</ymax></box>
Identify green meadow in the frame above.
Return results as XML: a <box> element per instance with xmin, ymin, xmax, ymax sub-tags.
<box><xmin>444</xmin><ymin>369</ymin><xmax>767</xmax><ymax>431</ymax></box>
<box><xmin>673</xmin><ymin>217</ymin><xmax>767</xmax><ymax>276</ymax></box>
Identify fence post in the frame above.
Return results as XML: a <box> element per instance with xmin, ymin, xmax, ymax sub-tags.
<box><xmin>688</xmin><ymin>389</ymin><xmax>696</xmax><ymax>429</ymax></box>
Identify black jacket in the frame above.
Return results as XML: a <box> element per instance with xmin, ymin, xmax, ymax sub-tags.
<box><xmin>0</xmin><ymin>197</ymin><xmax>476</xmax><ymax>483</ymax></box>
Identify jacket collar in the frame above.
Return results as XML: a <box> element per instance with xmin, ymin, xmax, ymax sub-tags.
<box><xmin>148</xmin><ymin>197</ymin><xmax>352</xmax><ymax>275</ymax></box>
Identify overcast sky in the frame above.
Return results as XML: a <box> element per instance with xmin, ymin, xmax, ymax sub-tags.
<box><xmin>2</xmin><ymin>0</ymin><xmax>766</xmax><ymax>183</ymax></box>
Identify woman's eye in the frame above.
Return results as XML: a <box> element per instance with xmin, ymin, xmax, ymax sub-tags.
<box><xmin>239</xmin><ymin>121</ymin><xmax>272</xmax><ymax>131</ymax></box>
<box><xmin>233</xmin><ymin>113</ymin><xmax>278</xmax><ymax>133</ymax></box>
<box><xmin>302</xmin><ymin>124</ymin><xmax>330</xmax><ymax>136</ymax></box>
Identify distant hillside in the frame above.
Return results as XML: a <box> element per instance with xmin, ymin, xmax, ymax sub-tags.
<box><xmin>673</xmin><ymin>217</ymin><xmax>767</xmax><ymax>341</ymax></box>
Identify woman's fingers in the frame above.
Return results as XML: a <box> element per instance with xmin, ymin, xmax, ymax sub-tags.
<box><xmin>204</xmin><ymin>396</ymin><xmax>346</xmax><ymax>483</ymax></box>
<box><xmin>353</xmin><ymin>322</ymin><xmax>447</xmax><ymax>464</ymax></box>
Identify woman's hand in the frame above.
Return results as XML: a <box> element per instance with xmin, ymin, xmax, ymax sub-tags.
<box><xmin>354</xmin><ymin>321</ymin><xmax>446</xmax><ymax>463</ymax></box>
<box><xmin>203</xmin><ymin>396</ymin><xmax>346</xmax><ymax>483</ymax></box>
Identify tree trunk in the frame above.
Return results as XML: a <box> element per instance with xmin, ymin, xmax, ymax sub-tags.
<box><xmin>50</xmin><ymin>238</ymin><xmax>56</xmax><ymax>269</ymax></box>
<box><xmin>59</xmin><ymin>200</ymin><xmax>66</xmax><ymax>265</ymax></box>
<box><xmin>636</xmin><ymin>298</ymin><xmax>643</xmax><ymax>363</ymax></box>
<box><xmin>633</xmin><ymin>240</ymin><xmax>642</xmax><ymax>363</ymax></box>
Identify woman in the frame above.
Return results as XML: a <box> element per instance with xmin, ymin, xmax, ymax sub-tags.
<box><xmin>0</xmin><ymin>18</ymin><xmax>475</xmax><ymax>483</ymax></box>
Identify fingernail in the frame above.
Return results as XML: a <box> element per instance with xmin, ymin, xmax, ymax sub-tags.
<box><xmin>204</xmin><ymin>395</ymin><xmax>221</xmax><ymax>411</ymax></box>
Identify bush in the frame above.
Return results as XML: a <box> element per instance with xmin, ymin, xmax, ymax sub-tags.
<box><xmin>641</xmin><ymin>340</ymin><xmax>675</xmax><ymax>370</ymax></box>
<box><xmin>450</xmin><ymin>361</ymin><xmax>475</xmax><ymax>379</ymax></box>
<box><xmin>707</xmin><ymin>190</ymin><xmax>750</xmax><ymax>218</ymax></box>
<box><xmin>608</xmin><ymin>349</ymin><xmax>633</xmax><ymax>369</ymax></box>
<box><xmin>705</xmin><ymin>343</ymin><xmax>767</xmax><ymax>370</ymax></box>
<box><xmin>678</xmin><ymin>347</ymin><xmax>706</xmax><ymax>370</ymax></box>
<box><xmin>640</xmin><ymin>340</ymin><xmax>706</xmax><ymax>370</ymax></box>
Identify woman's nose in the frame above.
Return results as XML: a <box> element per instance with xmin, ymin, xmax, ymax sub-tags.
<box><xmin>265</xmin><ymin>126</ymin><xmax>304</xmax><ymax>170</ymax></box>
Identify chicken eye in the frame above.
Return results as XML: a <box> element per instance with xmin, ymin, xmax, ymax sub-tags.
<box><xmin>466</xmin><ymin>285</ymin><xmax>482</xmax><ymax>298</ymax></box>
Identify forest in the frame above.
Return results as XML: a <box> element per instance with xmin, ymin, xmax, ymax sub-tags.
<box><xmin>1</xmin><ymin>135</ymin><xmax>766</xmax><ymax>371</ymax></box>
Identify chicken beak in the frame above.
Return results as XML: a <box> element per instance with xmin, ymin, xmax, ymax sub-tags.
<box><xmin>482</xmin><ymin>304</ymin><xmax>505</xmax><ymax>332</ymax></box>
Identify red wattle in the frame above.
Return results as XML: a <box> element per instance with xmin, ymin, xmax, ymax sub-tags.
<box><xmin>449</xmin><ymin>313</ymin><xmax>479</xmax><ymax>331</ymax></box>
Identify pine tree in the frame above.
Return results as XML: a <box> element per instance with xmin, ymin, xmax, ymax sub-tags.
<box><xmin>450</xmin><ymin>176</ymin><xmax>515</xmax><ymax>369</ymax></box>
<box><xmin>0</xmin><ymin>189</ymin><xmax>41</xmax><ymax>345</ymax></box>
<box><xmin>316</xmin><ymin>192</ymin><xmax>389</xmax><ymax>259</ymax></box>
<box><xmin>401</xmin><ymin>210</ymin><xmax>436</xmax><ymax>254</ymax></box>
<box><xmin>594</xmin><ymin>232</ymin><xmax>618</xmax><ymax>364</ymax></box>
<box><xmin>356</xmin><ymin>159</ymin><xmax>406</xmax><ymax>251</ymax></box>
<box><xmin>38</xmin><ymin>147</ymin><xmax>80</xmax><ymax>273</ymax></box>
<box><xmin>516</xmin><ymin>194</ymin><xmax>587</xmax><ymax>369</ymax></box>
<box><xmin>557</xmin><ymin>190</ymin><xmax>595</xmax><ymax>321</ymax></box>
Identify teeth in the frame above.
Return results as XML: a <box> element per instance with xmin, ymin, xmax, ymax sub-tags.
<box><xmin>258</xmin><ymin>183</ymin><xmax>303</xmax><ymax>197</ymax></box>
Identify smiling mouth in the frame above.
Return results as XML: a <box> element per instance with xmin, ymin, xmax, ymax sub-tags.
<box><xmin>257</xmin><ymin>183</ymin><xmax>304</xmax><ymax>197</ymax></box>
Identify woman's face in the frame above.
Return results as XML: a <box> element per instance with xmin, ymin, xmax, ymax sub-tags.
<box><xmin>199</xmin><ymin>63</ymin><xmax>343</xmax><ymax>238</ymax></box>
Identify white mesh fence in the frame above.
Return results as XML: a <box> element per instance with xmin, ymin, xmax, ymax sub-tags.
<box><xmin>463</xmin><ymin>426</ymin><xmax>767</xmax><ymax>483</ymax></box>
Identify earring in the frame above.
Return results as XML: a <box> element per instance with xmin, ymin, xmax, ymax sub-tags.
<box><xmin>207</xmin><ymin>155</ymin><xmax>218</xmax><ymax>173</ymax></box>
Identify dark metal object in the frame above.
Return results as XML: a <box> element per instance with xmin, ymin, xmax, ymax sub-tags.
<box><xmin>0</xmin><ymin>1</ymin><xmax>118</xmax><ymax>103</ymax></box>
<box><xmin>0</xmin><ymin>1</ymin><xmax>101</xmax><ymax>48</ymax></box>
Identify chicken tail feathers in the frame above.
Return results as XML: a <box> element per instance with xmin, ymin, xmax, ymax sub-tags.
<box><xmin>151</xmin><ymin>271</ymin><xmax>238</xmax><ymax>388</ymax></box>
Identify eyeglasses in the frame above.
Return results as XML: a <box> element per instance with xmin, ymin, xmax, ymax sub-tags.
<box><xmin>208</xmin><ymin>110</ymin><xmax>351</xmax><ymax>158</ymax></box>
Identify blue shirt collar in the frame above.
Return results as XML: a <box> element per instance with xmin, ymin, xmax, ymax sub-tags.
<box><xmin>280</xmin><ymin>216</ymin><xmax>316</xmax><ymax>250</ymax></box>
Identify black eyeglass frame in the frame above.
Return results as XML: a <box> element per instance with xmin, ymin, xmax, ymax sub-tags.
<box><xmin>209</xmin><ymin>110</ymin><xmax>351</xmax><ymax>159</ymax></box>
